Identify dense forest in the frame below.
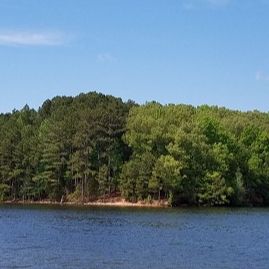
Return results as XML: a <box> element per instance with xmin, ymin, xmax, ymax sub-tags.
<box><xmin>1</xmin><ymin>92</ymin><xmax>269</xmax><ymax>206</ymax></box>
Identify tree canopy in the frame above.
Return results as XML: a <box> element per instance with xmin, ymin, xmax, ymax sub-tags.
<box><xmin>1</xmin><ymin>92</ymin><xmax>269</xmax><ymax>206</ymax></box>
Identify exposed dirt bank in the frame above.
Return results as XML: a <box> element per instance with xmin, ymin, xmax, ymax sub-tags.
<box><xmin>2</xmin><ymin>197</ymin><xmax>169</xmax><ymax>208</ymax></box>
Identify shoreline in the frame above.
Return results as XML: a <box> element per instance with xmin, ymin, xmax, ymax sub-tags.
<box><xmin>1</xmin><ymin>198</ymin><xmax>169</xmax><ymax>208</ymax></box>
<box><xmin>1</xmin><ymin>200</ymin><xmax>266</xmax><ymax>209</ymax></box>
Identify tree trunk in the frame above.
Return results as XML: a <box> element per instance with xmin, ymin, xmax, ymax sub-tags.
<box><xmin>81</xmin><ymin>177</ymin><xmax>84</xmax><ymax>203</ymax></box>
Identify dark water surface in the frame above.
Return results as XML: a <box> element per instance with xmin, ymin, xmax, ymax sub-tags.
<box><xmin>0</xmin><ymin>205</ymin><xmax>269</xmax><ymax>269</ymax></box>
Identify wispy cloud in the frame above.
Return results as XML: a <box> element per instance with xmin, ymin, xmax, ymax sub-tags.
<box><xmin>256</xmin><ymin>71</ymin><xmax>269</xmax><ymax>81</ymax></box>
<box><xmin>96</xmin><ymin>53</ymin><xmax>117</xmax><ymax>63</ymax></box>
<box><xmin>183</xmin><ymin>0</ymin><xmax>231</xmax><ymax>10</ymax></box>
<box><xmin>0</xmin><ymin>31</ymin><xmax>66</xmax><ymax>46</ymax></box>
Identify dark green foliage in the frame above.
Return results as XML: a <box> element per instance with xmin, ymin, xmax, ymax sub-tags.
<box><xmin>0</xmin><ymin>92</ymin><xmax>131</xmax><ymax>202</ymax></box>
<box><xmin>1</xmin><ymin>92</ymin><xmax>269</xmax><ymax>206</ymax></box>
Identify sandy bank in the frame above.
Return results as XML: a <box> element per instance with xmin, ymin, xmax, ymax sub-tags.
<box><xmin>2</xmin><ymin>197</ymin><xmax>169</xmax><ymax>208</ymax></box>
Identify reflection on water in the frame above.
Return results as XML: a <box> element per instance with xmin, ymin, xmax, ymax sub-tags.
<box><xmin>1</xmin><ymin>205</ymin><xmax>269</xmax><ymax>269</ymax></box>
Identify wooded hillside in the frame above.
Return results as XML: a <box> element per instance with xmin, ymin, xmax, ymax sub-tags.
<box><xmin>1</xmin><ymin>92</ymin><xmax>269</xmax><ymax>206</ymax></box>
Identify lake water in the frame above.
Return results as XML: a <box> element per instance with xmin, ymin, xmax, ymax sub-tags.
<box><xmin>0</xmin><ymin>205</ymin><xmax>269</xmax><ymax>269</ymax></box>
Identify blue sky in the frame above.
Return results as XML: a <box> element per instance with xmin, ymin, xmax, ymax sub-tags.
<box><xmin>1</xmin><ymin>0</ymin><xmax>269</xmax><ymax>112</ymax></box>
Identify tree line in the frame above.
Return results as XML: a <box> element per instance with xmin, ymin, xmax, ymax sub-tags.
<box><xmin>1</xmin><ymin>92</ymin><xmax>269</xmax><ymax>206</ymax></box>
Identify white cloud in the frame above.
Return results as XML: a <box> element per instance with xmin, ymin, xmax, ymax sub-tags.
<box><xmin>183</xmin><ymin>0</ymin><xmax>231</xmax><ymax>10</ymax></box>
<box><xmin>256</xmin><ymin>71</ymin><xmax>269</xmax><ymax>81</ymax></box>
<box><xmin>0</xmin><ymin>31</ymin><xmax>65</xmax><ymax>46</ymax></box>
<box><xmin>97</xmin><ymin>53</ymin><xmax>117</xmax><ymax>63</ymax></box>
